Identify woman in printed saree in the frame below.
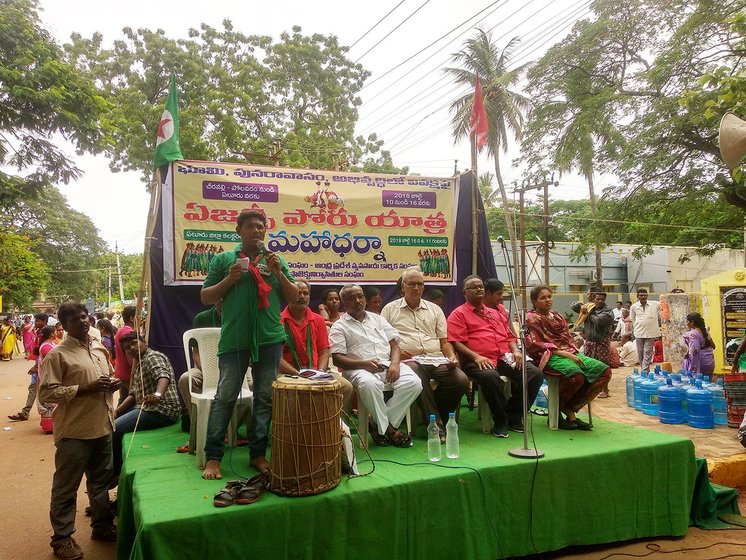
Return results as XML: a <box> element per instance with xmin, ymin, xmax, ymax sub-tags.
<box><xmin>682</xmin><ymin>312</ymin><xmax>715</xmax><ymax>375</ymax></box>
<box><xmin>524</xmin><ymin>285</ymin><xmax>612</xmax><ymax>430</ymax></box>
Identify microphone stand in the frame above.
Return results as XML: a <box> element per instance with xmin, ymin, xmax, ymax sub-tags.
<box><xmin>497</xmin><ymin>237</ymin><xmax>545</xmax><ymax>459</ymax></box>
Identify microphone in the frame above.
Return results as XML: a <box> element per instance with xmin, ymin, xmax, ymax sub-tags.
<box><xmin>497</xmin><ymin>236</ymin><xmax>505</xmax><ymax>246</ymax></box>
<box><xmin>256</xmin><ymin>240</ymin><xmax>265</xmax><ymax>254</ymax></box>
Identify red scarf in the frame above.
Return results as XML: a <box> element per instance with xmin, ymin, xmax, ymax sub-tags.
<box><xmin>238</xmin><ymin>250</ymin><xmax>271</xmax><ymax>309</ymax></box>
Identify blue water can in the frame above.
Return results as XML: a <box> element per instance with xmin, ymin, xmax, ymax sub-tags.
<box><xmin>687</xmin><ymin>381</ymin><xmax>714</xmax><ymax>429</ymax></box>
<box><xmin>658</xmin><ymin>378</ymin><xmax>686</xmax><ymax>424</ymax></box>
<box><xmin>640</xmin><ymin>374</ymin><xmax>660</xmax><ymax>416</ymax></box>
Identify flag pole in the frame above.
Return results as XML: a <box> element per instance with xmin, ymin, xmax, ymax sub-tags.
<box><xmin>471</xmin><ymin>135</ymin><xmax>478</xmax><ymax>276</ymax></box>
<box><xmin>137</xmin><ymin>167</ymin><xmax>161</xmax><ymax>341</ymax></box>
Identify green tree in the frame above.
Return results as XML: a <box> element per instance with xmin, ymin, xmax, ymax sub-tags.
<box><xmin>1</xmin><ymin>186</ymin><xmax>107</xmax><ymax>302</ymax></box>
<box><xmin>0</xmin><ymin>0</ymin><xmax>107</xmax><ymax>206</ymax></box>
<box><xmin>444</xmin><ymin>30</ymin><xmax>531</xmax><ymax>287</ymax></box>
<box><xmin>0</xmin><ymin>232</ymin><xmax>49</xmax><ymax>309</ymax></box>
<box><xmin>64</xmin><ymin>23</ymin><xmax>400</xmax><ymax>179</ymax></box>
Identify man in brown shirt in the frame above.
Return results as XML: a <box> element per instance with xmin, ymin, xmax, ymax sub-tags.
<box><xmin>39</xmin><ymin>302</ymin><xmax>119</xmax><ymax>560</ymax></box>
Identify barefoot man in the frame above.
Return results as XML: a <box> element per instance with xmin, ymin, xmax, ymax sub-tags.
<box><xmin>200</xmin><ymin>210</ymin><xmax>297</xmax><ymax>479</ymax></box>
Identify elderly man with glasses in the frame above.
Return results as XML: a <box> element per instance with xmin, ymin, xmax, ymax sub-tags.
<box><xmin>381</xmin><ymin>267</ymin><xmax>468</xmax><ymax>443</ymax></box>
<box><xmin>447</xmin><ymin>275</ymin><xmax>543</xmax><ymax>438</ymax></box>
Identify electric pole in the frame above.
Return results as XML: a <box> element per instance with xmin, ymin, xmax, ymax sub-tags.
<box><xmin>514</xmin><ymin>175</ymin><xmax>559</xmax><ymax>308</ymax></box>
<box><xmin>115</xmin><ymin>242</ymin><xmax>125</xmax><ymax>302</ymax></box>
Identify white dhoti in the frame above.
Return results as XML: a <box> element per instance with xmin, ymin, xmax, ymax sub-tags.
<box><xmin>346</xmin><ymin>363</ymin><xmax>422</xmax><ymax>435</ymax></box>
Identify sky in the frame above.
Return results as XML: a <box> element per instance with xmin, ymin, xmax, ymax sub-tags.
<box><xmin>36</xmin><ymin>0</ymin><xmax>597</xmax><ymax>253</ymax></box>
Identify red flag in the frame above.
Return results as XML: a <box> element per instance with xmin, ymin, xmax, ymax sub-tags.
<box><xmin>470</xmin><ymin>76</ymin><xmax>488</xmax><ymax>148</ymax></box>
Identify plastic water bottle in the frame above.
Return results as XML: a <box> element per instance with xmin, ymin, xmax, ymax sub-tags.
<box><xmin>445</xmin><ymin>413</ymin><xmax>459</xmax><ymax>459</ymax></box>
<box><xmin>634</xmin><ymin>371</ymin><xmax>647</xmax><ymax>411</ymax></box>
<box><xmin>625</xmin><ymin>370</ymin><xmax>636</xmax><ymax>407</ymax></box>
<box><xmin>640</xmin><ymin>373</ymin><xmax>660</xmax><ymax>416</ymax></box>
<box><xmin>687</xmin><ymin>381</ymin><xmax>714</xmax><ymax>429</ymax></box>
<box><xmin>709</xmin><ymin>378</ymin><xmax>728</xmax><ymax>426</ymax></box>
<box><xmin>658</xmin><ymin>378</ymin><xmax>686</xmax><ymax>424</ymax></box>
<box><xmin>427</xmin><ymin>414</ymin><xmax>441</xmax><ymax>462</ymax></box>
<box><xmin>533</xmin><ymin>380</ymin><xmax>549</xmax><ymax>409</ymax></box>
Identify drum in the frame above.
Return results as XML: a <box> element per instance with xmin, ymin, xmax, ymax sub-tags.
<box><xmin>269</xmin><ymin>375</ymin><xmax>343</xmax><ymax>497</ymax></box>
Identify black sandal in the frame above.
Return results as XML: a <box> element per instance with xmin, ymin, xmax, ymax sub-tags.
<box><xmin>388</xmin><ymin>430</ymin><xmax>413</xmax><ymax>448</ymax></box>
<box><xmin>369</xmin><ymin>422</ymin><xmax>390</xmax><ymax>447</ymax></box>
<box><xmin>213</xmin><ymin>480</ymin><xmax>243</xmax><ymax>508</ymax></box>
<box><xmin>236</xmin><ymin>472</ymin><xmax>270</xmax><ymax>505</ymax></box>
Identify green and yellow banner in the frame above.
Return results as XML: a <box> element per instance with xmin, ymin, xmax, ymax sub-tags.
<box><xmin>161</xmin><ymin>161</ymin><xmax>458</xmax><ymax>285</ymax></box>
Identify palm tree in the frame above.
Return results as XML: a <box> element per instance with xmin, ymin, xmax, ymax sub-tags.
<box><xmin>445</xmin><ymin>30</ymin><xmax>531</xmax><ymax>289</ymax></box>
<box><xmin>477</xmin><ymin>172</ymin><xmax>499</xmax><ymax>208</ymax></box>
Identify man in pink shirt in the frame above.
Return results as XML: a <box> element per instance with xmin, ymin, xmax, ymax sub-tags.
<box><xmin>447</xmin><ymin>275</ymin><xmax>543</xmax><ymax>438</ymax></box>
<box><xmin>113</xmin><ymin>305</ymin><xmax>136</xmax><ymax>405</ymax></box>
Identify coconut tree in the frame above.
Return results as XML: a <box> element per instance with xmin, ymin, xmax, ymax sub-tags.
<box><xmin>445</xmin><ymin>30</ymin><xmax>531</xmax><ymax>289</ymax></box>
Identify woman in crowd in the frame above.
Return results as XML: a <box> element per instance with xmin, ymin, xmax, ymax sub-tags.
<box><xmin>0</xmin><ymin>317</ymin><xmax>17</xmax><ymax>361</ymax></box>
<box><xmin>318</xmin><ymin>288</ymin><xmax>342</xmax><ymax>327</ymax></box>
<box><xmin>21</xmin><ymin>315</ymin><xmax>35</xmax><ymax>358</ymax></box>
<box><xmin>683</xmin><ymin>312</ymin><xmax>715</xmax><ymax>375</ymax></box>
<box><xmin>35</xmin><ymin>325</ymin><xmax>58</xmax><ymax>418</ymax></box>
<box><xmin>364</xmin><ymin>287</ymin><xmax>383</xmax><ymax>314</ymax></box>
<box><xmin>53</xmin><ymin>322</ymin><xmax>65</xmax><ymax>344</ymax></box>
<box><xmin>97</xmin><ymin>319</ymin><xmax>118</xmax><ymax>366</ymax></box>
<box><xmin>525</xmin><ymin>285</ymin><xmax>612</xmax><ymax>430</ymax></box>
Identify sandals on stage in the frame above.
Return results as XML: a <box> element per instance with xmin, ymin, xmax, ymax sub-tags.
<box><xmin>387</xmin><ymin>430</ymin><xmax>413</xmax><ymax>448</ymax></box>
<box><xmin>213</xmin><ymin>480</ymin><xmax>243</xmax><ymax>508</ymax></box>
<box><xmin>235</xmin><ymin>472</ymin><xmax>270</xmax><ymax>505</ymax></box>
<box><xmin>369</xmin><ymin>422</ymin><xmax>390</xmax><ymax>447</ymax></box>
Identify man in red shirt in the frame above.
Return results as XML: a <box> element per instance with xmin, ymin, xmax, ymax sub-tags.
<box><xmin>280</xmin><ymin>279</ymin><xmax>352</xmax><ymax>412</ymax></box>
<box><xmin>447</xmin><ymin>275</ymin><xmax>543</xmax><ymax>438</ymax></box>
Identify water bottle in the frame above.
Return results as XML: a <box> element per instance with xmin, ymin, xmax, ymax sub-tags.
<box><xmin>625</xmin><ymin>371</ymin><xmax>636</xmax><ymax>407</ymax></box>
<box><xmin>534</xmin><ymin>379</ymin><xmax>549</xmax><ymax>409</ymax></box>
<box><xmin>634</xmin><ymin>371</ymin><xmax>647</xmax><ymax>411</ymax></box>
<box><xmin>445</xmin><ymin>413</ymin><xmax>459</xmax><ymax>459</ymax></box>
<box><xmin>658</xmin><ymin>378</ymin><xmax>686</xmax><ymax>424</ymax></box>
<box><xmin>427</xmin><ymin>414</ymin><xmax>441</xmax><ymax>462</ymax></box>
<box><xmin>709</xmin><ymin>378</ymin><xmax>728</xmax><ymax>425</ymax></box>
<box><xmin>640</xmin><ymin>373</ymin><xmax>660</xmax><ymax>416</ymax></box>
<box><xmin>687</xmin><ymin>380</ymin><xmax>714</xmax><ymax>429</ymax></box>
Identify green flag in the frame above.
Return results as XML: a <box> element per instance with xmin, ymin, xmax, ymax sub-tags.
<box><xmin>152</xmin><ymin>75</ymin><xmax>184</xmax><ymax>169</ymax></box>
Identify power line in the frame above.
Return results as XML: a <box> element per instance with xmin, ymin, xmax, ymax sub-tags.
<box><xmin>369</xmin><ymin>1</ymin><xmax>593</xmax><ymax>151</ymax></box>
<box><xmin>354</xmin><ymin>0</ymin><xmax>434</xmax><ymax>63</ymax></box>
<box><xmin>356</xmin><ymin>0</ymin><xmax>551</xmax><ymax>131</ymax></box>
<box><xmin>361</xmin><ymin>0</ymin><xmax>509</xmax><ymax>91</ymax></box>
<box><xmin>348</xmin><ymin>0</ymin><xmax>409</xmax><ymax>50</ymax></box>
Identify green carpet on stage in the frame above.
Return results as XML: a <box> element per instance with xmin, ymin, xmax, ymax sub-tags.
<box><xmin>117</xmin><ymin>409</ymin><xmax>697</xmax><ymax>560</ymax></box>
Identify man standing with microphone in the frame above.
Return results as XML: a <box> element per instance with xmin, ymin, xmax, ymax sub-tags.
<box><xmin>200</xmin><ymin>210</ymin><xmax>298</xmax><ymax>480</ymax></box>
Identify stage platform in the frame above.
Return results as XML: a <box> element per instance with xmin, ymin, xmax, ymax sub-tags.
<box><xmin>117</xmin><ymin>409</ymin><xmax>696</xmax><ymax>560</ymax></box>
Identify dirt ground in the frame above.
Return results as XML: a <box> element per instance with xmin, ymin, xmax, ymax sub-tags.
<box><xmin>0</xmin><ymin>356</ymin><xmax>744</xmax><ymax>560</ymax></box>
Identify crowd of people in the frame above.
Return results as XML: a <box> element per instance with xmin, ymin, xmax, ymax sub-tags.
<box><xmin>4</xmin><ymin>210</ymin><xmax>746</xmax><ymax>559</ymax></box>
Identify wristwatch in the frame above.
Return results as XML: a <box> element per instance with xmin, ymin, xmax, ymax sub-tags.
<box><xmin>153</xmin><ymin>392</ymin><xmax>162</xmax><ymax>398</ymax></box>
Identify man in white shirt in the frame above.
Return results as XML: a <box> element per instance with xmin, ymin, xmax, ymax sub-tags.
<box><xmin>330</xmin><ymin>284</ymin><xmax>422</xmax><ymax>448</ymax></box>
<box><xmin>629</xmin><ymin>288</ymin><xmax>661</xmax><ymax>373</ymax></box>
<box><xmin>381</xmin><ymin>268</ymin><xmax>468</xmax><ymax>442</ymax></box>
<box><xmin>612</xmin><ymin>301</ymin><xmax>623</xmax><ymax>323</ymax></box>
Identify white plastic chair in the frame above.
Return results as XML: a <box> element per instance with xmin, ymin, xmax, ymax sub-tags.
<box><xmin>182</xmin><ymin>328</ymin><xmax>253</xmax><ymax>468</ymax></box>
<box><xmin>476</xmin><ymin>376</ymin><xmax>512</xmax><ymax>433</ymax></box>
<box><xmin>546</xmin><ymin>376</ymin><xmax>592</xmax><ymax>430</ymax></box>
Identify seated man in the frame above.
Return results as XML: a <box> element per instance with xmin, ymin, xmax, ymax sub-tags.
<box><xmin>114</xmin><ymin>332</ymin><xmax>180</xmax><ymax>480</ymax></box>
<box><xmin>381</xmin><ymin>267</ymin><xmax>468</xmax><ymax>442</ymax></box>
<box><xmin>447</xmin><ymin>275</ymin><xmax>543</xmax><ymax>438</ymax></box>
<box><xmin>280</xmin><ymin>279</ymin><xmax>353</xmax><ymax>413</ymax></box>
<box><xmin>330</xmin><ymin>283</ymin><xmax>422</xmax><ymax>448</ymax></box>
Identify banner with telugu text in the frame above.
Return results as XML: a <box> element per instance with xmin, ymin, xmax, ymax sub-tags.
<box><xmin>161</xmin><ymin>161</ymin><xmax>458</xmax><ymax>286</ymax></box>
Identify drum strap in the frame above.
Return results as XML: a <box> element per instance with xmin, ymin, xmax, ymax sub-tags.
<box><xmin>283</xmin><ymin>320</ymin><xmax>313</xmax><ymax>370</ymax></box>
